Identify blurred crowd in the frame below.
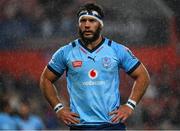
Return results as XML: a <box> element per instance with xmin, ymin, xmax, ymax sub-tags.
<box><xmin>0</xmin><ymin>0</ymin><xmax>180</xmax><ymax>130</ymax></box>
<box><xmin>1</xmin><ymin>0</ymin><xmax>178</xmax><ymax>49</ymax></box>
<box><xmin>0</xmin><ymin>70</ymin><xmax>67</xmax><ymax>130</ymax></box>
<box><xmin>0</xmin><ymin>0</ymin><xmax>96</xmax><ymax>49</ymax></box>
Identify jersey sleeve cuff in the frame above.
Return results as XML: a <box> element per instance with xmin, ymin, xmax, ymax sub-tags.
<box><xmin>127</xmin><ymin>61</ymin><xmax>141</xmax><ymax>75</ymax></box>
<box><xmin>47</xmin><ymin>64</ymin><xmax>62</xmax><ymax>77</ymax></box>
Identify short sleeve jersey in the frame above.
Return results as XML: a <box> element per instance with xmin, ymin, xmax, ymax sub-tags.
<box><xmin>48</xmin><ymin>37</ymin><xmax>140</xmax><ymax>125</ymax></box>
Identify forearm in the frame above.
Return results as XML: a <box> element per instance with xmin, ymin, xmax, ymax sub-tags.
<box><xmin>40</xmin><ymin>77</ymin><xmax>61</xmax><ymax>108</ymax></box>
<box><xmin>128</xmin><ymin>64</ymin><xmax>150</xmax><ymax>104</ymax></box>
<box><xmin>129</xmin><ymin>75</ymin><xmax>149</xmax><ymax>104</ymax></box>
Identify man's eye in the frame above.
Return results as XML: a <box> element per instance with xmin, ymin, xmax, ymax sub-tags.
<box><xmin>89</xmin><ymin>19</ymin><xmax>96</xmax><ymax>22</ymax></box>
<box><xmin>80</xmin><ymin>19</ymin><xmax>86</xmax><ymax>22</ymax></box>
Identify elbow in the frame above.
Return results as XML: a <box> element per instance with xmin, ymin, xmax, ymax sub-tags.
<box><xmin>145</xmin><ymin>72</ymin><xmax>151</xmax><ymax>88</ymax></box>
<box><xmin>147</xmin><ymin>75</ymin><xmax>151</xmax><ymax>87</ymax></box>
<box><xmin>39</xmin><ymin>74</ymin><xmax>45</xmax><ymax>91</ymax></box>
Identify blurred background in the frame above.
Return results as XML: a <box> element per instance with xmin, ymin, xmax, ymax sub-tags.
<box><xmin>0</xmin><ymin>0</ymin><xmax>179</xmax><ymax>130</ymax></box>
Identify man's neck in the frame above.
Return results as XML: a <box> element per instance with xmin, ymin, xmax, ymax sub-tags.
<box><xmin>82</xmin><ymin>36</ymin><xmax>103</xmax><ymax>50</ymax></box>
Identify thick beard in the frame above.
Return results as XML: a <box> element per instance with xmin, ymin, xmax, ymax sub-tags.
<box><xmin>79</xmin><ymin>26</ymin><xmax>102</xmax><ymax>44</ymax></box>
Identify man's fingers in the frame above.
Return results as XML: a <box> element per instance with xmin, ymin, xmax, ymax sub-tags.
<box><xmin>111</xmin><ymin>114</ymin><xmax>120</xmax><ymax>123</ymax></box>
<box><xmin>57</xmin><ymin>109</ymin><xmax>80</xmax><ymax>124</ymax></box>
<box><xmin>67</xmin><ymin>116</ymin><xmax>80</xmax><ymax>124</ymax></box>
<box><xmin>64</xmin><ymin>120</ymin><xmax>69</xmax><ymax>125</ymax></box>
<box><xmin>111</xmin><ymin>112</ymin><xmax>128</xmax><ymax>123</ymax></box>
<box><xmin>71</xmin><ymin>118</ymin><xmax>80</xmax><ymax>124</ymax></box>
<box><xmin>70</xmin><ymin>115</ymin><xmax>80</xmax><ymax>123</ymax></box>
<box><xmin>70</xmin><ymin>112</ymin><xmax>80</xmax><ymax>118</ymax></box>
<box><xmin>110</xmin><ymin>105</ymin><xmax>133</xmax><ymax>124</ymax></box>
<box><xmin>121</xmin><ymin>116</ymin><xmax>127</xmax><ymax>123</ymax></box>
<box><xmin>66</xmin><ymin>113</ymin><xmax>80</xmax><ymax>124</ymax></box>
<box><xmin>109</xmin><ymin>110</ymin><xmax>118</xmax><ymax>115</ymax></box>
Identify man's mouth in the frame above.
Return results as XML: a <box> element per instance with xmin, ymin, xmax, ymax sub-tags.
<box><xmin>84</xmin><ymin>31</ymin><xmax>93</xmax><ymax>35</ymax></box>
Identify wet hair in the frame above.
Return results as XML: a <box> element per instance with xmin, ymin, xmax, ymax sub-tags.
<box><xmin>77</xmin><ymin>3</ymin><xmax>104</xmax><ymax>19</ymax></box>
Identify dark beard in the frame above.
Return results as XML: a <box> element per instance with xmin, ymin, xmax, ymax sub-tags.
<box><xmin>78</xmin><ymin>26</ymin><xmax>101</xmax><ymax>44</ymax></box>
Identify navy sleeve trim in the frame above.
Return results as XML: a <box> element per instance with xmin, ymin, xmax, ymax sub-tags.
<box><xmin>72</xmin><ymin>41</ymin><xmax>76</xmax><ymax>47</ymax></box>
<box><xmin>127</xmin><ymin>61</ymin><xmax>141</xmax><ymax>75</ymax></box>
<box><xmin>47</xmin><ymin>64</ymin><xmax>61</xmax><ymax>77</ymax></box>
<box><xmin>108</xmin><ymin>40</ymin><xmax>112</xmax><ymax>46</ymax></box>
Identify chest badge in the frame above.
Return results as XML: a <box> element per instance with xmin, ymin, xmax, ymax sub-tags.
<box><xmin>102</xmin><ymin>57</ymin><xmax>111</xmax><ymax>69</ymax></box>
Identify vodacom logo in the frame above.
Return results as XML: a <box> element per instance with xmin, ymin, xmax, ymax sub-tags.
<box><xmin>88</xmin><ymin>69</ymin><xmax>98</xmax><ymax>79</ymax></box>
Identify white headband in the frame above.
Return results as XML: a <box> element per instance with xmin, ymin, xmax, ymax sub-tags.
<box><xmin>78</xmin><ymin>10</ymin><xmax>104</xmax><ymax>27</ymax></box>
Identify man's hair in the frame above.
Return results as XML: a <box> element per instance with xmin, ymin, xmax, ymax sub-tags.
<box><xmin>77</xmin><ymin>3</ymin><xmax>104</xmax><ymax>19</ymax></box>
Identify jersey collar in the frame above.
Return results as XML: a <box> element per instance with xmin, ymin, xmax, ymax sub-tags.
<box><xmin>78</xmin><ymin>37</ymin><xmax>105</xmax><ymax>53</ymax></box>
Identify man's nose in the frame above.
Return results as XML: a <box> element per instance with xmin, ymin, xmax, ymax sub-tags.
<box><xmin>85</xmin><ymin>21</ymin><xmax>91</xmax><ymax>28</ymax></box>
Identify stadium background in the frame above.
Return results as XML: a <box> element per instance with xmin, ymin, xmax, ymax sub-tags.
<box><xmin>0</xmin><ymin>0</ymin><xmax>179</xmax><ymax>130</ymax></box>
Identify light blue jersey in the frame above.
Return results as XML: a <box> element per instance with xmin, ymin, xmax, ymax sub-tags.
<box><xmin>0</xmin><ymin>113</ymin><xmax>18</xmax><ymax>130</ymax></box>
<box><xmin>14</xmin><ymin>115</ymin><xmax>45</xmax><ymax>130</ymax></box>
<box><xmin>48</xmin><ymin>37</ymin><xmax>140</xmax><ymax>125</ymax></box>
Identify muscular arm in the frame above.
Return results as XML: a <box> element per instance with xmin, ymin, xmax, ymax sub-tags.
<box><xmin>110</xmin><ymin>63</ymin><xmax>150</xmax><ymax>123</ymax></box>
<box><xmin>40</xmin><ymin>66</ymin><xmax>61</xmax><ymax>108</ymax></box>
<box><xmin>40</xmin><ymin>66</ymin><xmax>79</xmax><ymax>124</ymax></box>
<box><xmin>128</xmin><ymin>63</ymin><xmax>150</xmax><ymax>104</ymax></box>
